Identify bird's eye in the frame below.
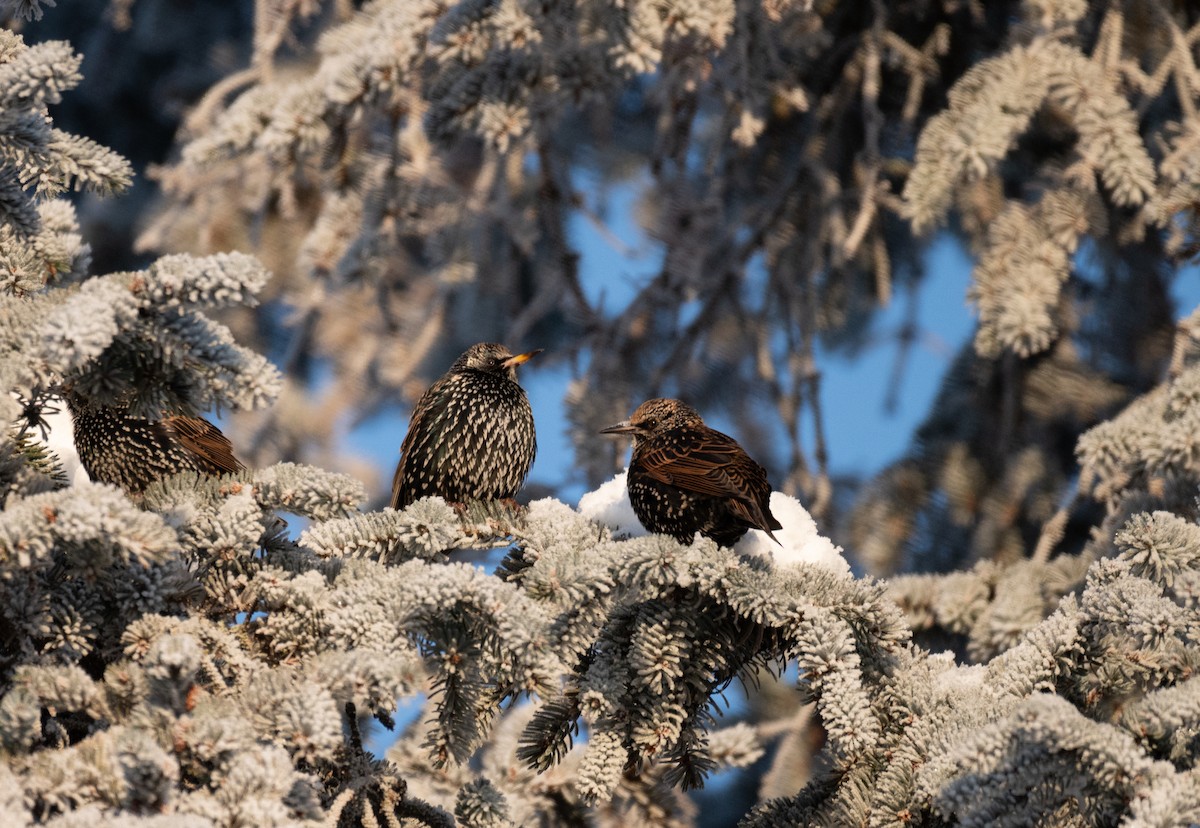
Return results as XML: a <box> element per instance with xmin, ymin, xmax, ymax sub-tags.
<box><xmin>641</xmin><ymin>417</ymin><xmax>657</xmax><ymax>430</ymax></box>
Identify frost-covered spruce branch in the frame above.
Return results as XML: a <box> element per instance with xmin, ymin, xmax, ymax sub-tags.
<box><xmin>0</xmin><ymin>29</ymin><xmax>485</xmax><ymax>811</ymax></box>
<box><xmin>3</xmin><ymin>6</ymin><xmax>1200</xmax><ymax>826</ymax></box>
<box><xmin>2</xmin><ymin>446</ymin><xmax>1200</xmax><ymax>824</ymax></box>
<box><xmin>1</xmin><ymin>223</ymin><xmax>1197</xmax><ymax>826</ymax></box>
<box><xmin>739</xmin><ymin>524</ymin><xmax>1200</xmax><ymax>825</ymax></box>
<box><xmin>847</xmin><ymin>9</ymin><xmax>1194</xmax><ymax>575</ymax></box>
<box><xmin>0</xmin><ymin>29</ymin><xmax>456</xmax><ymax>813</ymax></box>
<box><xmin>904</xmin><ymin>40</ymin><xmax>1153</xmax><ymax>237</ymax></box>
<box><xmin>501</xmin><ymin>498</ymin><xmax>894</xmax><ymax>800</ymax></box>
<box><xmin>0</xmin><ymin>29</ymin><xmax>129</xmax><ymax>296</ymax></box>
<box><xmin>1</xmin><ymin>253</ymin><xmax>281</xmax><ymax>461</ymax></box>
<box><xmin>35</xmin><ymin>252</ymin><xmax>281</xmax><ymax>416</ymax></box>
<box><xmin>886</xmin><ymin>305</ymin><xmax>1200</xmax><ymax>654</ymax></box>
<box><xmin>813</xmin><ymin>310</ymin><xmax>1200</xmax><ymax>824</ymax></box>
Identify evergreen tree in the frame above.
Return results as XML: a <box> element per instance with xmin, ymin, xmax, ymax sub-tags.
<box><xmin>2</xmin><ymin>1</ymin><xmax>1200</xmax><ymax>826</ymax></box>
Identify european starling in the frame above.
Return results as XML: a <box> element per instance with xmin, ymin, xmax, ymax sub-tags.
<box><xmin>390</xmin><ymin>342</ymin><xmax>540</xmax><ymax>509</ymax></box>
<box><xmin>601</xmin><ymin>398</ymin><xmax>782</xmax><ymax>547</ymax></box>
<box><xmin>66</xmin><ymin>394</ymin><xmax>243</xmax><ymax>494</ymax></box>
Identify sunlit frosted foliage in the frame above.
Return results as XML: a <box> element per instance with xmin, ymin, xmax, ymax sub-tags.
<box><xmin>4</xmin><ymin>1</ymin><xmax>1200</xmax><ymax>826</ymax></box>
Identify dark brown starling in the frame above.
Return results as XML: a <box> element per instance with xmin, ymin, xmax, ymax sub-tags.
<box><xmin>66</xmin><ymin>394</ymin><xmax>243</xmax><ymax>494</ymax></box>
<box><xmin>601</xmin><ymin>398</ymin><xmax>782</xmax><ymax>547</ymax></box>
<box><xmin>390</xmin><ymin>342</ymin><xmax>540</xmax><ymax>510</ymax></box>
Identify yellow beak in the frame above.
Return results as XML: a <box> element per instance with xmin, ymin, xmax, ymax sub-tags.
<box><xmin>501</xmin><ymin>349</ymin><xmax>543</xmax><ymax>368</ymax></box>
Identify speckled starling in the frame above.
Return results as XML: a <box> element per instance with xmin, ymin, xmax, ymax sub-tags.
<box><xmin>390</xmin><ymin>342</ymin><xmax>540</xmax><ymax>510</ymax></box>
<box><xmin>66</xmin><ymin>395</ymin><xmax>244</xmax><ymax>494</ymax></box>
<box><xmin>601</xmin><ymin>398</ymin><xmax>782</xmax><ymax>547</ymax></box>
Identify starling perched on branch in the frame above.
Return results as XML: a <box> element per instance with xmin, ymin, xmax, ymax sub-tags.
<box><xmin>65</xmin><ymin>394</ymin><xmax>244</xmax><ymax>494</ymax></box>
<box><xmin>390</xmin><ymin>342</ymin><xmax>540</xmax><ymax>510</ymax></box>
<box><xmin>601</xmin><ymin>398</ymin><xmax>782</xmax><ymax>547</ymax></box>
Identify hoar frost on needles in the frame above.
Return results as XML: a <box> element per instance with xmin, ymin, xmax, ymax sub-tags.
<box><xmin>0</xmin><ymin>29</ymin><xmax>123</xmax><ymax>298</ymax></box>
<box><xmin>871</xmin><ymin>311</ymin><xmax>1200</xmax><ymax>825</ymax></box>
<box><xmin>300</xmin><ymin>496</ymin><xmax>467</xmax><ymax>562</ymax></box>
<box><xmin>0</xmin><ymin>22</ymin><xmax>438</xmax><ymax>818</ymax></box>
<box><xmin>5</xmin><ymin>5</ymin><xmax>1200</xmax><ymax>828</ymax></box>
<box><xmin>35</xmin><ymin>252</ymin><xmax>282</xmax><ymax>414</ymax></box>
<box><xmin>6</xmin><ymin>380</ymin><xmax>1200</xmax><ymax>824</ymax></box>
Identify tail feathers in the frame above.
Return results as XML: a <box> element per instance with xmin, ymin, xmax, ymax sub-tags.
<box><xmin>732</xmin><ymin>496</ymin><xmax>784</xmax><ymax>545</ymax></box>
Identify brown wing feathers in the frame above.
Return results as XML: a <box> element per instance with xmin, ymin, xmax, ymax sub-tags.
<box><xmin>162</xmin><ymin>415</ymin><xmax>244</xmax><ymax>476</ymax></box>
<box><xmin>646</xmin><ymin>428</ymin><xmax>782</xmax><ymax>537</ymax></box>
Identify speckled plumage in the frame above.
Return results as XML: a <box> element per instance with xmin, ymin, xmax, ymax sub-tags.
<box><xmin>601</xmin><ymin>398</ymin><xmax>782</xmax><ymax>547</ymax></box>
<box><xmin>390</xmin><ymin>342</ymin><xmax>539</xmax><ymax>509</ymax></box>
<box><xmin>67</xmin><ymin>396</ymin><xmax>243</xmax><ymax>494</ymax></box>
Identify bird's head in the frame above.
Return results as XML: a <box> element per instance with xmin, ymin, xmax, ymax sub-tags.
<box><xmin>600</xmin><ymin>397</ymin><xmax>702</xmax><ymax>443</ymax></box>
<box><xmin>453</xmin><ymin>342</ymin><xmax>543</xmax><ymax>382</ymax></box>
